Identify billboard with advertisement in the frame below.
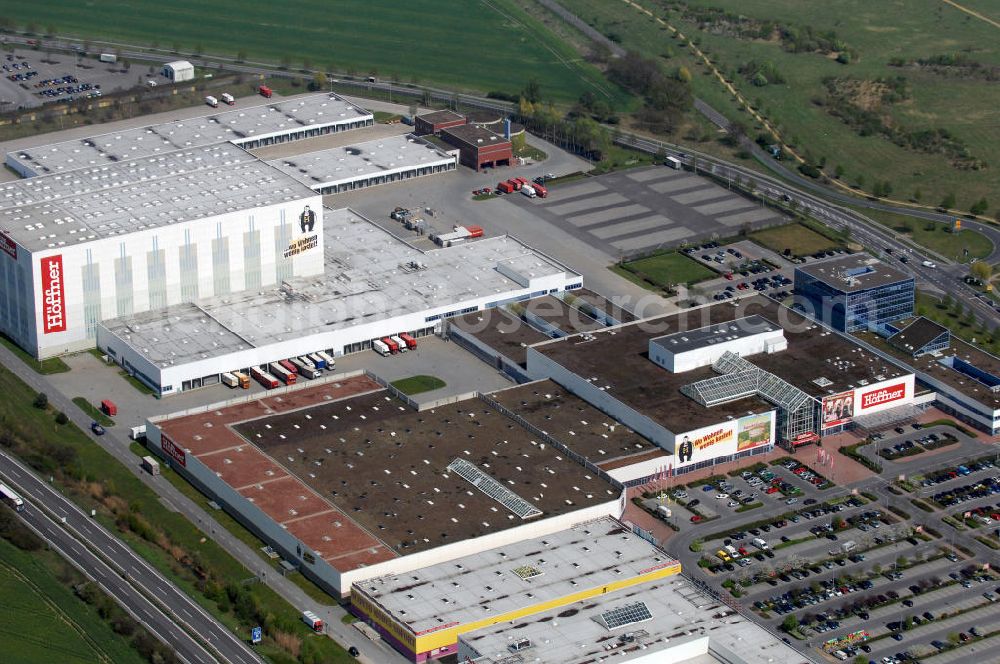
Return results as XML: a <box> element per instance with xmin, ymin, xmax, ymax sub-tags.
<box><xmin>40</xmin><ymin>255</ymin><xmax>66</xmax><ymax>334</ymax></box>
<box><xmin>822</xmin><ymin>391</ymin><xmax>855</xmax><ymax>429</ymax></box>
<box><xmin>855</xmin><ymin>375</ymin><xmax>914</xmax><ymax>416</ymax></box>
<box><xmin>736</xmin><ymin>412</ymin><xmax>774</xmax><ymax>451</ymax></box>
<box><xmin>673</xmin><ymin>421</ymin><xmax>736</xmax><ymax>470</ymax></box>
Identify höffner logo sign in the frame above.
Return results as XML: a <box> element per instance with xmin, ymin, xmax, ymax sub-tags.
<box><xmin>860</xmin><ymin>383</ymin><xmax>906</xmax><ymax>410</ymax></box>
<box><xmin>41</xmin><ymin>255</ymin><xmax>66</xmax><ymax>334</ymax></box>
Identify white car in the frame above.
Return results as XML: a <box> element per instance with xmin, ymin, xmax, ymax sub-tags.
<box><xmin>728</xmin><ymin>501</ymin><xmax>739</xmax><ymax>508</ymax></box>
<box><xmin>715</xmin><ymin>493</ymin><xmax>729</xmax><ymax>500</ymax></box>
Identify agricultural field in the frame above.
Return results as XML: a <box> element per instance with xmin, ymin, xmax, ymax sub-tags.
<box><xmin>0</xmin><ymin>537</ymin><xmax>144</xmax><ymax>664</ymax></box>
<box><xmin>13</xmin><ymin>0</ymin><xmax>624</xmax><ymax>103</ymax></box>
<box><xmin>556</xmin><ymin>0</ymin><xmax>1000</xmax><ymax>212</ymax></box>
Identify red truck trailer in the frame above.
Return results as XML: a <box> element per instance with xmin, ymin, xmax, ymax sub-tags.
<box><xmin>258</xmin><ymin>85</ymin><xmax>273</xmax><ymax>98</ymax></box>
<box><xmin>464</xmin><ymin>225</ymin><xmax>484</xmax><ymax>238</ymax></box>
<box><xmin>250</xmin><ymin>366</ymin><xmax>279</xmax><ymax>389</ymax></box>
<box><xmin>382</xmin><ymin>337</ymin><xmax>400</xmax><ymax>354</ymax></box>
<box><xmin>269</xmin><ymin>362</ymin><xmax>297</xmax><ymax>385</ymax></box>
<box><xmin>101</xmin><ymin>399</ymin><xmax>118</xmax><ymax>416</ymax></box>
<box><xmin>399</xmin><ymin>333</ymin><xmax>417</xmax><ymax>349</ymax></box>
<box><xmin>497</xmin><ymin>181</ymin><xmax>515</xmax><ymax>194</ymax></box>
<box><xmin>532</xmin><ymin>182</ymin><xmax>548</xmax><ymax>198</ymax></box>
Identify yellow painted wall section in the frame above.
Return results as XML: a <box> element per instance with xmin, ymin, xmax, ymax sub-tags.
<box><xmin>352</xmin><ymin>590</ymin><xmax>417</xmax><ymax>651</ymax></box>
<box><xmin>414</xmin><ymin>561</ymin><xmax>681</xmax><ymax>653</ymax></box>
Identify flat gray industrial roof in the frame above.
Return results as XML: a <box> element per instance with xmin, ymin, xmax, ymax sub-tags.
<box><xmin>0</xmin><ymin>155</ymin><xmax>315</xmax><ymax>251</ymax></box>
<box><xmin>650</xmin><ymin>314</ymin><xmax>778</xmax><ymax>355</ymax></box>
<box><xmin>461</xmin><ymin>575</ymin><xmax>809</xmax><ymax>664</ymax></box>
<box><xmin>796</xmin><ymin>254</ymin><xmax>911</xmax><ymax>293</ymax></box>
<box><xmin>355</xmin><ymin>516</ymin><xmax>676</xmax><ymax>635</ymax></box>
<box><xmin>267</xmin><ymin>134</ymin><xmax>455</xmax><ymax>188</ymax></box>
<box><xmin>101</xmin><ymin>207</ymin><xmax>580</xmax><ymax>368</ymax></box>
<box><xmin>7</xmin><ymin>93</ymin><xmax>371</xmax><ymax>175</ymax></box>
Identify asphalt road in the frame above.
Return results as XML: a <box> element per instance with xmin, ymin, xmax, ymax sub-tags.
<box><xmin>0</xmin><ymin>450</ymin><xmax>261</xmax><ymax>664</ymax></box>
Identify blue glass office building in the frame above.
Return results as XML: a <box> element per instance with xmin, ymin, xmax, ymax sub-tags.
<box><xmin>794</xmin><ymin>256</ymin><xmax>914</xmax><ymax>334</ymax></box>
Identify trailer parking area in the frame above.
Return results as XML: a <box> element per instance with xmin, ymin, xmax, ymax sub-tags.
<box><xmin>513</xmin><ymin>166</ymin><xmax>787</xmax><ymax>258</ymax></box>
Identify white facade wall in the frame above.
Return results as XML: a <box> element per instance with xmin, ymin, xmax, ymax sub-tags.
<box><xmin>649</xmin><ymin>329</ymin><xmax>786</xmax><ymax>374</ymax></box>
<box><xmin>852</xmin><ymin>374</ymin><xmax>916</xmax><ymax>417</ymax></box>
<box><xmin>526</xmin><ymin>346</ymin><xmax>676</xmax><ymax>452</ymax></box>
<box><xmin>340</xmin><ymin>499</ymin><xmax>618</xmax><ymax>596</ymax></box>
<box><xmin>606</xmin><ymin>455</ymin><xmax>672</xmax><ymax>484</ymax></box>
<box><xmin>32</xmin><ymin>194</ymin><xmax>322</xmax><ymax>358</ymax></box>
<box><xmin>100</xmin><ymin>271</ymin><xmax>574</xmax><ymax>396</ymax></box>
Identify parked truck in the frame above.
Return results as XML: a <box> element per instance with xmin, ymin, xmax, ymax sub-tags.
<box><xmin>665</xmin><ymin>155</ymin><xmax>682</xmax><ymax>170</ymax></box>
<box><xmin>390</xmin><ymin>335</ymin><xmax>408</xmax><ymax>353</ymax></box>
<box><xmin>221</xmin><ymin>372</ymin><xmax>240</xmax><ymax>388</ymax></box>
<box><xmin>301</xmin><ymin>610</ymin><xmax>323</xmax><ymax>632</ymax></box>
<box><xmin>205</xmin><ymin>95</ymin><xmax>219</xmax><ymax>108</ymax></box>
<box><xmin>372</xmin><ymin>339</ymin><xmax>391</xmax><ymax>356</ymax></box>
<box><xmin>141</xmin><ymin>456</ymin><xmax>160</xmax><ymax>475</ymax></box>
<box><xmin>382</xmin><ymin>337</ymin><xmax>400</xmax><ymax>354</ymax></box>
<box><xmin>752</xmin><ymin>537</ymin><xmax>769</xmax><ymax>550</ymax></box>
<box><xmin>101</xmin><ymin>399</ymin><xmax>118</xmax><ymax>416</ymax></box>
<box><xmin>99</xmin><ymin>53</ymin><xmax>117</xmax><ymax>64</ymax></box>
<box><xmin>431</xmin><ymin>225</ymin><xmax>484</xmax><ymax>247</ymax></box>
<box><xmin>521</xmin><ymin>185</ymin><xmax>536</xmax><ymax>198</ymax></box>
<box><xmin>0</xmin><ymin>483</ymin><xmax>25</xmax><ymax>512</ymax></box>
<box><xmin>398</xmin><ymin>333</ymin><xmax>417</xmax><ymax>350</ymax></box>
<box><xmin>496</xmin><ymin>181</ymin><xmax>515</xmax><ymax>194</ymax></box>
<box><xmin>258</xmin><ymin>85</ymin><xmax>273</xmax><ymax>98</ymax></box>
<box><xmin>129</xmin><ymin>425</ymin><xmax>147</xmax><ymax>441</ymax></box>
<box><xmin>532</xmin><ymin>182</ymin><xmax>548</xmax><ymax>198</ymax></box>
<box><xmin>250</xmin><ymin>366</ymin><xmax>279</xmax><ymax>389</ymax></box>
<box><xmin>290</xmin><ymin>357</ymin><xmax>321</xmax><ymax>379</ymax></box>
<box><xmin>231</xmin><ymin>371</ymin><xmax>251</xmax><ymax>389</ymax></box>
<box><xmin>269</xmin><ymin>362</ymin><xmax>297</xmax><ymax>385</ymax></box>
<box><xmin>220</xmin><ymin>92</ymin><xmax>235</xmax><ymax>105</ymax></box>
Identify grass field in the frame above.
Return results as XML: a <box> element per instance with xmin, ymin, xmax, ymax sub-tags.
<box><xmin>612</xmin><ymin>250</ymin><xmax>715</xmax><ymax>293</ymax></box>
<box><xmin>18</xmin><ymin>0</ymin><xmax>625</xmax><ymax>103</ymax></box>
<box><xmin>391</xmin><ymin>375</ymin><xmax>447</xmax><ymax>395</ymax></box>
<box><xmin>0</xmin><ymin>334</ymin><xmax>69</xmax><ymax>374</ymax></box>
<box><xmin>559</xmin><ymin>0</ymin><xmax>1000</xmax><ymax>210</ymax></box>
<box><xmin>750</xmin><ymin>223</ymin><xmax>842</xmax><ymax>257</ymax></box>
<box><xmin>0</xmin><ymin>536</ymin><xmax>144</xmax><ymax>664</ymax></box>
<box><xmin>853</xmin><ymin>207</ymin><xmax>993</xmax><ymax>262</ymax></box>
<box><xmin>71</xmin><ymin>397</ymin><xmax>114</xmax><ymax>426</ymax></box>
<box><xmin>0</xmin><ymin>364</ymin><xmax>351</xmax><ymax>663</ymax></box>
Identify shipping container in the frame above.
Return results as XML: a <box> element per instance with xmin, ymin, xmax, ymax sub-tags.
<box><xmin>382</xmin><ymin>337</ymin><xmax>399</xmax><ymax>354</ymax></box>
<box><xmin>372</xmin><ymin>339</ymin><xmax>391</xmax><ymax>356</ymax></box>
<box><xmin>250</xmin><ymin>366</ymin><xmax>280</xmax><ymax>389</ymax></box>
<box><xmin>390</xmin><ymin>335</ymin><xmax>408</xmax><ymax>352</ymax></box>
<box><xmin>232</xmin><ymin>371</ymin><xmax>250</xmax><ymax>389</ymax></box>
<box><xmin>220</xmin><ymin>92</ymin><xmax>235</xmax><ymax>105</ymax></box>
<box><xmin>258</xmin><ymin>85</ymin><xmax>273</xmax><ymax>98</ymax></box>
<box><xmin>221</xmin><ymin>372</ymin><xmax>239</xmax><ymax>388</ymax></box>
<box><xmin>398</xmin><ymin>333</ymin><xmax>417</xmax><ymax>349</ymax></box>
<box><xmin>269</xmin><ymin>362</ymin><xmax>297</xmax><ymax>385</ymax></box>
<box><xmin>307</xmin><ymin>353</ymin><xmax>326</xmax><ymax>370</ymax></box>
<box><xmin>316</xmin><ymin>351</ymin><xmax>336</xmax><ymax>369</ymax></box>
<box><xmin>101</xmin><ymin>399</ymin><xmax>118</xmax><ymax>416</ymax></box>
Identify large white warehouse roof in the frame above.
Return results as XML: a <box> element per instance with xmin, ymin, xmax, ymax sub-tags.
<box><xmin>6</xmin><ymin>93</ymin><xmax>372</xmax><ymax>176</ymax></box>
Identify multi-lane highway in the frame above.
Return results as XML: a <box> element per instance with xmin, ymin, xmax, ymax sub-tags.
<box><xmin>0</xmin><ymin>451</ymin><xmax>262</xmax><ymax>664</ymax></box>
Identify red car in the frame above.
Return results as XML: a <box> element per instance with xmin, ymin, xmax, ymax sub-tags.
<box><xmin>724</xmin><ymin>272</ymin><xmax>734</xmax><ymax>280</ymax></box>
<box><xmin>766</xmin><ymin>486</ymin><xmax>780</xmax><ymax>494</ymax></box>
<box><xmin>690</xmin><ymin>515</ymin><xmax>703</xmax><ymax>523</ymax></box>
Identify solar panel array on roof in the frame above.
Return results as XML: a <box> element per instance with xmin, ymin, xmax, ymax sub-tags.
<box><xmin>447</xmin><ymin>458</ymin><xmax>542</xmax><ymax>520</ymax></box>
<box><xmin>596</xmin><ymin>601</ymin><xmax>653</xmax><ymax>631</ymax></box>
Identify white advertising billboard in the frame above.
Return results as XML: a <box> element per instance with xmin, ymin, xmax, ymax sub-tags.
<box><xmin>854</xmin><ymin>374</ymin><xmax>915</xmax><ymax>416</ymax></box>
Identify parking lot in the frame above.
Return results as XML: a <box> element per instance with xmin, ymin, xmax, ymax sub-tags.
<box><xmin>0</xmin><ymin>47</ymin><xmax>146</xmax><ymax>109</ymax></box>
<box><xmin>509</xmin><ymin>165</ymin><xmax>786</xmax><ymax>258</ymax></box>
